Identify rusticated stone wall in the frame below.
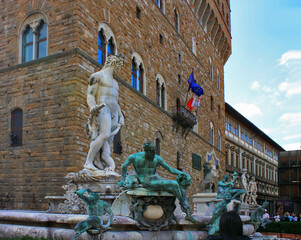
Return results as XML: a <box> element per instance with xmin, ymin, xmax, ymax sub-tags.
<box><xmin>0</xmin><ymin>0</ymin><xmax>230</xmax><ymax>210</ymax></box>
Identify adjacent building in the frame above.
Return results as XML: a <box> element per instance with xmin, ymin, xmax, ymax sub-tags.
<box><xmin>0</xmin><ymin>0</ymin><xmax>231</xmax><ymax>210</ymax></box>
<box><xmin>225</xmin><ymin>103</ymin><xmax>285</xmax><ymax>213</ymax></box>
<box><xmin>279</xmin><ymin>150</ymin><xmax>301</xmax><ymax>214</ymax></box>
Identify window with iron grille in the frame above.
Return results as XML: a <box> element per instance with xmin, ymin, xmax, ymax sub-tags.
<box><xmin>11</xmin><ymin>109</ymin><xmax>23</xmax><ymax>147</ymax></box>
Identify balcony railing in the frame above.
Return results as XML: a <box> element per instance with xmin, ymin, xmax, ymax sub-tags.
<box><xmin>171</xmin><ymin>105</ymin><xmax>197</xmax><ymax>136</ymax></box>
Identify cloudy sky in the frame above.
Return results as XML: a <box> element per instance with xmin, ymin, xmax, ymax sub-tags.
<box><xmin>224</xmin><ymin>0</ymin><xmax>301</xmax><ymax>151</ymax></box>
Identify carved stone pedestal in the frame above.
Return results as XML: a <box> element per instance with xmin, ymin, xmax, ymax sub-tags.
<box><xmin>112</xmin><ymin>188</ymin><xmax>177</xmax><ymax>231</ymax></box>
<box><xmin>240</xmin><ymin>202</ymin><xmax>250</xmax><ymax>216</ymax></box>
<box><xmin>47</xmin><ymin>169</ymin><xmax>121</xmax><ymax>214</ymax></box>
<box><xmin>192</xmin><ymin>193</ymin><xmax>217</xmax><ymax>216</ymax></box>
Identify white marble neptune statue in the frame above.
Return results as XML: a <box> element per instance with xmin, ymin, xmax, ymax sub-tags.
<box><xmin>84</xmin><ymin>54</ymin><xmax>125</xmax><ymax>173</ymax></box>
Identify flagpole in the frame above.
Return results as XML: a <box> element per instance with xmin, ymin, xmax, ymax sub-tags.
<box><xmin>185</xmin><ymin>70</ymin><xmax>194</xmax><ymax>106</ymax></box>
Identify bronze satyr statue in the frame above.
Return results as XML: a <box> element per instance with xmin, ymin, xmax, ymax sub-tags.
<box><xmin>208</xmin><ymin>172</ymin><xmax>245</xmax><ymax>236</ymax></box>
<box><xmin>73</xmin><ymin>189</ymin><xmax>113</xmax><ymax>240</ymax></box>
<box><xmin>118</xmin><ymin>141</ymin><xmax>196</xmax><ymax>222</ymax></box>
<box><xmin>250</xmin><ymin>201</ymin><xmax>271</xmax><ymax>230</ymax></box>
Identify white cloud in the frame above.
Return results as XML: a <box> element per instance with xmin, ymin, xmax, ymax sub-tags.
<box><xmin>234</xmin><ymin>103</ymin><xmax>263</xmax><ymax>119</ymax></box>
<box><xmin>251</xmin><ymin>81</ymin><xmax>260</xmax><ymax>90</ymax></box>
<box><xmin>279</xmin><ymin>112</ymin><xmax>301</xmax><ymax>126</ymax></box>
<box><xmin>279</xmin><ymin>50</ymin><xmax>301</xmax><ymax>66</ymax></box>
<box><xmin>283</xmin><ymin>134</ymin><xmax>301</xmax><ymax>141</ymax></box>
<box><xmin>262</xmin><ymin>86</ymin><xmax>273</xmax><ymax>93</ymax></box>
<box><xmin>283</xmin><ymin>142</ymin><xmax>301</xmax><ymax>151</ymax></box>
<box><xmin>251</xmin><ymin>81</ymin><xmax>275</xmax><ymax>93</ymax></box>
<box><xmin>277</xmin><ymin>50</ymin><xmax>301</xmax><ymax>97</ymax></box>
<box><xmin>261</xmin><ymin>128</ymin><xmax>273</xmax><ymax>135</ymax></box>
<box><xmin>278</xmin><ymin>80</ymin><xmax>301</xmax><ymax>97</ymax></box>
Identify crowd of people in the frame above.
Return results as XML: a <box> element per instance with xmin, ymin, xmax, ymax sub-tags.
<box><xmin>265</xmin><ymin>210</ymin><xmax>301</xmax><ymax>222</ymax></box>
<box><xmin>272</xmin><ymin>212</ymin><xmax>301</xmax><ymax>222</ymax></box>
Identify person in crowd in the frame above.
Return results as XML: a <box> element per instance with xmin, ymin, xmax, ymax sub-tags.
<box><xmin>274</xmin><ymin>214</ymin><xmax>280</xmax><ymax>222</ymax></box>
<box><xmin>289</xmin><ymin>213</ymin><xmax>296</xmax><ymax>221</ymax></box>
<box><xmin>284</xmin><ymin>212</ymin><xmax>290</xmax><ymax>222</ymax></box>
<box><xmin>269</xmin><ymin>213</ymin><xmax>274</xmax><ymax>220</ymax></box>
<box><xmin>262</xmin><ymin>209</ymin><xmax>270</xmax><ymax>219</ymax></box>
<box><xmin>206</xmin><ymin>211</ymin><xmax>250</xmax><ymax>240</ymax></box>
<box><xmin>297</xmin><ymin>213</ymin><xmax>301</xmax><ymax>222</ymax></box>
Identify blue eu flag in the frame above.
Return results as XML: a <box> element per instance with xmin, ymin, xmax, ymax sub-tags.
<box><xmin>188</xmin><ymin>72</ymin><xmax>204</xmax><ymax>97</ymax></box>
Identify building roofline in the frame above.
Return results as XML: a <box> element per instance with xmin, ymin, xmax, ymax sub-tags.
<box><xmin>225</xmin><ymin>102</ymin><xmax>285</xmax><ymax>151</ymax></box>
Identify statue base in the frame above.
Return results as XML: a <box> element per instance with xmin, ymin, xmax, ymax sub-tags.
<box><xmin>0</xmin><ymin>210</ymin><xmax>255</xmax><ymax>240</ymax></box>
<box><xmin>240</xmin><ymin>202</ymin><xmax>250</xmax><ymax>216</ymax></box>
<box><xmin>112</xmin><ymin>188</ymin><xmax>177</xmax><ymax>231</ymax></box>
<box><xmin>192</xmin><ymin>192</ymin><xmax>217</xmax><ymax>216</ymax></box>
<box><xmin>46</xmin><ymin>169</ymin><xmax>121</xmax><ymax>214</ymax></box>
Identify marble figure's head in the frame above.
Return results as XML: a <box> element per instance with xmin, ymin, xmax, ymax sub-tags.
<box><xmin>104</xmin><ymin>54</ymin><xmax>125</xmax><ymax>74</ymax></box>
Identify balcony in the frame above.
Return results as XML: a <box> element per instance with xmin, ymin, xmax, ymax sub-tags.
<box><xmin>171</xmin><ymin>105</ymin><xmax>197</xmax><ymax>137</ymax></box>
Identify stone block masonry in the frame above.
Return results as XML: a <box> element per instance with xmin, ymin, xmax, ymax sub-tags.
<box><xmin>0</xmin><ymin>0</ymin><xmax>230</xmax><ymax>210</ymax></box>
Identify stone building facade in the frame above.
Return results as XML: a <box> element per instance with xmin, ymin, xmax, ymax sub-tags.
<box><xmin>279</xmin><ymin>150</ymin><xmax>301</xmax><ymax>214</ymax></box>
<box><xmin>0</xmin><ymin>0</ymin><xmax>231</xmax><ymax>210</ymax></box>
<box><xmin>225</xmin><ymin>103</ymin><xmax>284</xmax><ymax>213</ymax></box>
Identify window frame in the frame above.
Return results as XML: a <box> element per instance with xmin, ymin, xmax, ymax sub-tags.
<box><xmin>36</xmin><ymin>21</ymin><xmax>47</xmax><ymax>59</ymax></box>
<box><xmin>174</xmin><ymin>8</ymin><xmax>179</xmax><ymax>32</ymax></box>
<box><xmin>11</xmin><ymin>109</ymin><xmax>23</xmax><ymax>147</ymax></box>
<box><xmin>98</xmin><ymin>29</ymin><xmax>106</xmax><ymax>65</ymax></box>
<box><xmin>209</xmin><ymin>57</ymin><xmax>213</xmax><ymax>80</ymax></box>
<box><xmin>155</xmin><ymin>74</ymin><xmax>167</xmax><ymax>110</ymax></box>
<box><xmin>131</xmin><ymin>52</ymin><xmax>146</xmax><ymax>95</ymax></box>
<box><xmin>20</xmin><ymin>18</ymin><xmax>48</xmax><ymax>63</ymax></box>
<box><xmin>97</xmin><ymin>23</ymin><xmax>117</xmax><ymax>65</ymax></box>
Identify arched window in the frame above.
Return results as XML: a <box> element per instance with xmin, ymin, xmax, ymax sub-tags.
<box><xmin>210</xmin><ymin>96</ymin><xmax>214</xmax><ymax>111</ymax></box>
<box><xmin>209</xmin><ymin>57</ymin><xmax>213</xmax><ymax>80</ymax></box>
<box><xmin>156</xmin><ymin>79</ymin><xmax>160</xmax><ymax>105</ymax></box>
<box><xmin>138</xmin><ymin>64</ymin><xmax>144</xmax><ymax>92</ymax></box>
<box><xmin>217</xmin><ymin>70</ymin><xmax>220</xmax><ymax>90</ymax></box>
<box><xmin>98</xmin><ymin>30</ymin><xmax>106</xmax><ymax>65</ymax></box>
<box><xmin>97</xmin><ymin>23</ymin><xmax>117</xmax><ymax>65</ymax></box>
<box><xmin>11</xmin><ymin>109</ymin><xmax>23</xmax><ymax>147</ymax></box>
<box><xmin>131</xmin><ymin>59</ymin><xmax>137</xmax><ymax>89</ymax></box>
<box><xmin>155</xmin><ymin>138</ymin><xmax>161</xmax><ymax>155</ymax></box>
<box><xmin>156</xmin><ymin>0</ymin><xmax>165</xmax><ymax>13</ymax></box>
<box><xmin>155</xmin><ymin>74</ymin><xmax>166</xmax><ymax>109</ymax></box>
<box><xmin>161</xmin><ymin>83</ymin><xmax>165</xmax><ymax>109</ymax></box>
<box><xmin>131</xmin><ymin>52</ymin><xmax>145</xmax><ymax>94</ymax></box>
<box><xmin>218</xmin><ymin>131</ymin><xmax>221</xmax><ymax>150</ymax></box>
<box><xmin>192</xmin><ymin>37</ymin><xmax>196</xmax><ymax>55</ymax></box>
<box><xmin>210</xmin><ymin>122</ymin><xmax>214</xmax><ymax>145</ymax></box>
<box><xmin>36</xmin><ymin>21</ymin><xmax>47</xmax><ymax>58</ymax></box>
<box><xmin>21</xmin><ymin>21</ymin><xmax>48</xmax><ymax>63</ymax></box>
<box><xmin>20</xmin><ymin>13</ymin><xmax>48</xmax><ymax>63</ymax></box>
<box><xmin>107</xmin><ymin>37</ymin><xmax>115</xmax><ymax>55</ymax></box>
<box><xmin>174</xmin><ymin>9</ymin><xmax>179</xmax><ymax>32</ymax></box>
<box><xmin>22</xmin><ymin>25</ymin><xmax>33</xmax><ymax>62</ymax></box>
